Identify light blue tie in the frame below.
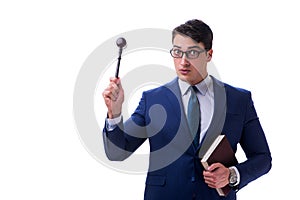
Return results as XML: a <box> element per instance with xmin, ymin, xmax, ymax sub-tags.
<box><xmin>187</xmin><ymin>86</ymin><xmax>200</xmax><ymax>147</ymax></box>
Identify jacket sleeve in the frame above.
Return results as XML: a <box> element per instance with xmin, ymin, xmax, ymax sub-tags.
<box><xmin>102</xmin><ymin>92</ymin><xmax>148</xmax><ymax>161</ymax></box>
<box><xmin>236</xmin><ymin>92</ymin><xmax>272</xmax><ymax>189</ymax></box>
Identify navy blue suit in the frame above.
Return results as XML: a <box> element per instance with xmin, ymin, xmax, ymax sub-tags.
<box><xmin>103</xmin><ymin>76</ymin><xmax>272</xmax><ymax>200</ymax></box>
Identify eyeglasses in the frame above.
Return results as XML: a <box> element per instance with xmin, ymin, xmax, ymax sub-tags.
<box><xmin>170</xmin><ymin>48</ymin><xmax>206</xmax><ymax>59</ymax></box>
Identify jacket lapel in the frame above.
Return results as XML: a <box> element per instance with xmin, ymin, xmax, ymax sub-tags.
<box><xmin>164</xmin><ymin>78</ymin><xmax>196</xmax><ymax>154</ymax></box>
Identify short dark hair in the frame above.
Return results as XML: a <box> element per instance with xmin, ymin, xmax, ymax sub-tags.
<box><xmin>172</xmin><ymin>19</ymin><xmax>213</xmax><ymax>51</ymax></box>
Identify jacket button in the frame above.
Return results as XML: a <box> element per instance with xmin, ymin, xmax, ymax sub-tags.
<box><xmin>191</xmin><ymin>176</ymin><xmax>195</xmax><ymax>182</ymax></box>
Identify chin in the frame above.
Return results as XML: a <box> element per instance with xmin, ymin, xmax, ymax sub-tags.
<box><xmin>179</xmin><ymin>77</ymin><xmax>193</xmax><ymax>85</ymax></box>
<box><xmin>178</xmin><ymin>76</ymin><xmax>188</xmax><ymax>82</ymax></box>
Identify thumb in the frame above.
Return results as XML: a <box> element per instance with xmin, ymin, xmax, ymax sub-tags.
<box><xmin>208</xmin><ymin>163</ymin><xmax>222</xmax><ymax>171</ymax></box>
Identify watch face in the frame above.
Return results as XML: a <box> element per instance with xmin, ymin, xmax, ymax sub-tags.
<box><xmin>229</xmin><ymin>169</ymin><xmax>237</xmax><ymax>184</ymax></box>
<box><xmin>230</xmin><ymin>175</ymin><xmax>237</xmax><ymax>184</ymax></box>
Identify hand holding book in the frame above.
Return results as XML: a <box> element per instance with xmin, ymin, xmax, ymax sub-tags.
<box><xmin>201</xmin><ymin>135</ymin><xmax>238</xmax><ymax>196</ymax></box>
<box><xmin>203</xmin><ymin>163</ymin><xmax>232</xmax><ymax>193</ymax></box>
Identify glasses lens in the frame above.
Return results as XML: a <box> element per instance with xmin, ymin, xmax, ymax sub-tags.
<box><xmin>171</xmin><ymin>49</ymin><xmax>182</xmax><ymax>58</ymax></box>
<box><xmin>186</xmin><ymin>50</ymin><xmax>200</xmax><ymax>59</ymax></box>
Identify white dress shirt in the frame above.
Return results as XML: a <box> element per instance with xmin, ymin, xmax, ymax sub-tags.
<box><xmin>178</xmin><ymin>75</ymin><xmax>214</xmax><ymax>144</ymax></box>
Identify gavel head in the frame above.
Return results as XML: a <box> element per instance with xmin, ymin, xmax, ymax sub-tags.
<box><xmin>116</xmin><ymin>37</ymin><xmax>127</xmax><ymax>49</ymax></box>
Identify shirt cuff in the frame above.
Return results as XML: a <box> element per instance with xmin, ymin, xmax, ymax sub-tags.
<box><xmin>105</xmin><ymin>115</ymin><xmax>122</xmax><ymax>131</ymax></box>
<box><xmin>229</xmin><ymin>166</ymin><xmax>240</xmax><ymax>186</ymax></box>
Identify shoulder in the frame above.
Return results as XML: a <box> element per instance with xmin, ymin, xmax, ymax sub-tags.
<box><xmin>224</xmin><ymin>83</ymin><xmax>251</xmax><ymax>97</ymax></box>
<box><xmin>212</xmin><ymin>76</ymin><xmax>253</xmax><ymax>111</ymax></box>
<box><xmin>212</xmin><ymin>76</ymin><xmax>251</xmax><ymax>98</ymax></box>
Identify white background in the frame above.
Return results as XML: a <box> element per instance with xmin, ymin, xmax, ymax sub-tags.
<box><xmin>1</xmin><ymin>0</ymin><xmax>299</xmax><ymax>199</ymax></box>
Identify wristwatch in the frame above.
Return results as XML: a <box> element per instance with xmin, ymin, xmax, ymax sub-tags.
<box><xmin>228</xmin><ymin>168</ymin><xmax>238</xmax><ymax>187</ymax></box>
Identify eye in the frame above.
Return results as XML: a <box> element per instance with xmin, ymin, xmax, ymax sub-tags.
<box><xmin>189</xmin><ymin>50</ymin><xmax>198</xmax><ymax>56</ymax></box>
<box><xmin>173</xmin><ymin>49</ymin><xmax>182</xmax><ymax>55</ymax></box>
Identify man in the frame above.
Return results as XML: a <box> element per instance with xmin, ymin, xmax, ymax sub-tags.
<box><xmin>102</xmin><ymin>19</ymin><xmax>272</xmax><ymax>200</ymax></box>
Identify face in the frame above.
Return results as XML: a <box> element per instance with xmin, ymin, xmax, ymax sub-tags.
<box><xmin>172</xmin><ymin>34</ymin><xmax>213</xmax><ymax>85</ymax></box>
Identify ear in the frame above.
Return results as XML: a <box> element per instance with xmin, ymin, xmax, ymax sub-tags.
<box><xmin>207</xmin><ymin>49</ymin><xmax>213</xmax><ymax>61</ymax></box>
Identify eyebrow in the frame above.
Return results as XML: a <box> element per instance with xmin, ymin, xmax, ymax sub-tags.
<box><xmin>173</xmin><ymin>45</ymin><xmax>203</xmax><ymax>50</ymax></box>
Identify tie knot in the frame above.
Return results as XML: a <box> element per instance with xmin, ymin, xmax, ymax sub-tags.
<box><xmin>190</xmin><ymin>86</ymin><xmax>198</xmax><ymax>95</ymax></box>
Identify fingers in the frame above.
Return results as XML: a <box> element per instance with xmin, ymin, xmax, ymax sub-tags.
<box><xmin>102</xmin><ymin>78</ymin><xmax>122</xmax><ymax>101</ymax></box>
<box><xmin>203</xmin><ymin>169</ymin><xmax>216</xmax><ymax>187</ymax></box>
<box><xmin>203</xmin><ymin>163</ymin><xmax>229</xmax><ymax>189</ymax></box>
<box><xmin>104</xmin><ymin>83</ymin><xmax>119</xmax><ymax>101</ymax></box>
<box><xmin>102</xmin><ymin>77</ymin><xmax>124</xmax><ymax>118</ymax></box>
<box><xmin>109</xmin><ymin>77</ymin><xmax>122</xmax><ymax>88</ymax></box>
<box><xmin>207</xmin><ymin>163</ymin><xmax>222</xmax><ymax>171</ymax></box>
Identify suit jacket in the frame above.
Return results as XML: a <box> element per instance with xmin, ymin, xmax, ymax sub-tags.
<box><xmin>103</xmin><ymin>76</ymin><xmax>272</xmax><ymax>200</ymax></box>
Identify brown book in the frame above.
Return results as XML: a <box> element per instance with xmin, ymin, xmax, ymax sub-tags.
<box><xmin>201</xmin><ymin>135</ymin><xmax>238</xmax><ymax>196</ymax></box>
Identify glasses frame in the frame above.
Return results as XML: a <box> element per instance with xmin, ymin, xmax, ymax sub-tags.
<box><xmin>169</xmin><ymin>48</ymin><xmax>206</xmax><ymax>59</ymax></box>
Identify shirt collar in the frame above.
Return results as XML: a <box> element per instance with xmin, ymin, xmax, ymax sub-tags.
<box><xmin>178</xmin><ymin>75</ymin><xmax>213</xmax><ymax>96</ymax></box>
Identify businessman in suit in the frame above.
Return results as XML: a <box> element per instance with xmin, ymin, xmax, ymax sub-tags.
<box><xmin>102</xmin><ymin>19</ymin><xmax>272</xmax><ymax>200</ymax></box>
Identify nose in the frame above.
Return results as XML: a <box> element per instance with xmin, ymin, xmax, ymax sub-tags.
<box><xmin>180</xmin><ymin>54</ymin><xmax>190</xmax><ymax>66</ymax></box>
